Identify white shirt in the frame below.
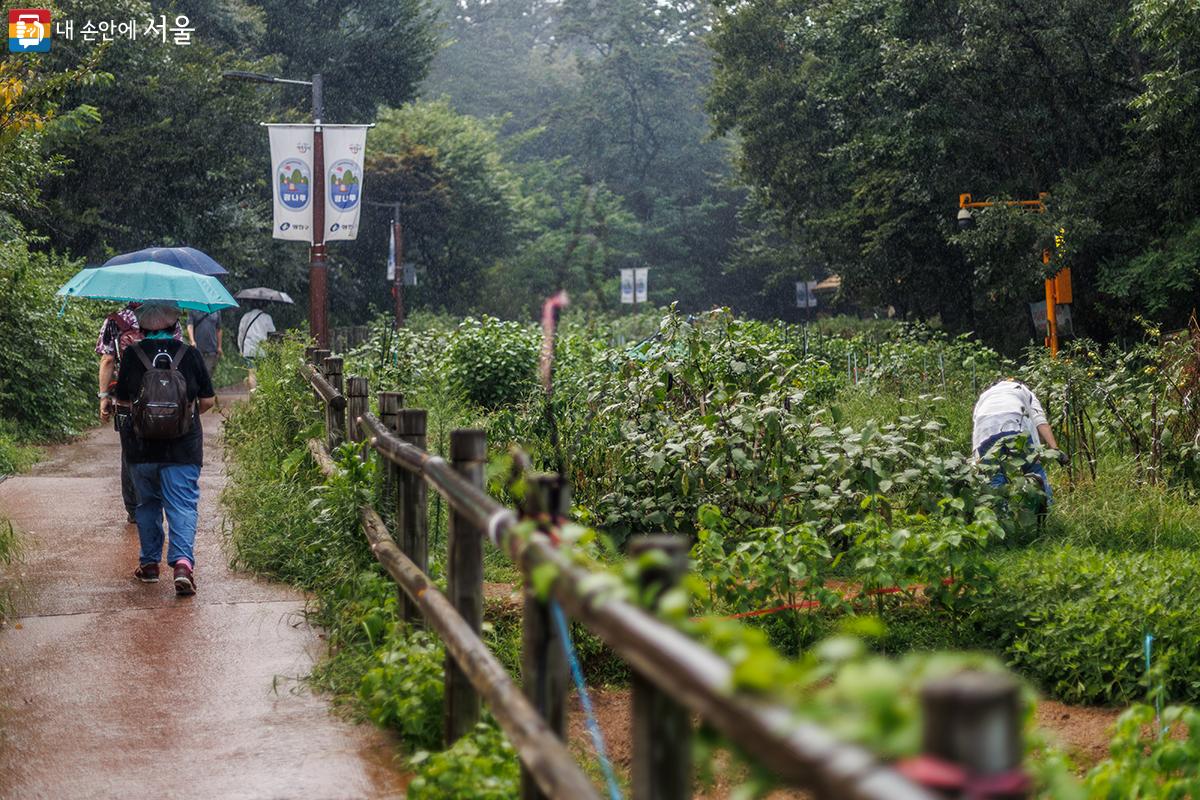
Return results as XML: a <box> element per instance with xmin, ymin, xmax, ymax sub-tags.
<box><xmin>971</xmin><ymin>380</ymin><xmax>1048</xmax><ymax>456</ymax></box>
<box><xmin>237</xmin><ymin>310</ymin><xmax>275</xmax><ymax>358</ymax></box>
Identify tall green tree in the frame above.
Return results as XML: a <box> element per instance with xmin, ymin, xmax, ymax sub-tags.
<box><xmin>708</xmin><ymin>0</ymin><xmax>1151</xmax><ymax>344</ymax></box>
<box><xmin>343</xmin><ymin>100</ymin><xmax>525</xmax><ymax>315</ymax></box>
<box><xmin>248</xmin><ymin>0</ymin><xmax>437</xmax><ymax>122</ymax></box>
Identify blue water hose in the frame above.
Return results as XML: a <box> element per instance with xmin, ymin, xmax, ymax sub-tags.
<box><xmin>1145</xmin><ymin>633</ymin><xmax>1165</xmax><ymax>738</ymax></box>
<box><xmin>550</xmin><ymin>600</ymin><xmax>623</xmax><ymax>800</ymax></box>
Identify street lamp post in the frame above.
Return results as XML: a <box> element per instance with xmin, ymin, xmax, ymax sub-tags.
<box><xmin>223</xmin><ymin>70</ymin><xmax>330</xmax><ymax>348</ymax></box>
<box><xmin>367</xmin><ymin>200</ymin><xmax>405</xmax><ymax>328</ymax></box>
<box><xmin>957</xmin><ymin>192</ymin><xmax>1070</xmax><ymax>357</ymax></box>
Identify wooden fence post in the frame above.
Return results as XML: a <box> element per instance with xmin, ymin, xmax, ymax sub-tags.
<box><xmin>918</xmin><ymin>672</ymin><xmax>1026</xmax><ymax>800</ymax></box>
<box><xmin>377</xmin><ymin>392</ymin><xmax>403</xmax><ymax>525</ymax></box>
<box><xmin>323</xmin><ymin>356</ymin><xmax>345</xmax><ymax>451</ymax></box>
<box><xmin>628</xmin><ymin>534</ymin><xmax>692</xmax><ymax>800</ymax></box>
<box><xmin>520</xmin><ymin>474</ymin><xmax>571</xmax><ymax>800</ymax></box>
<box><xmin>397</xmin><ymin>408</ymin><xmax>428</xmax><ymax>626</ymax></box>
<box><xmin>445</xmin><ymin>428</ymin><xmax>487</xmax><ymax>746</ymax></box>
<box><xmin>346</xmin><ymin>376</ymin><xmax>369</xmax><ymax>446</ymax></box>
<box><xmin>309</xmin><ymin>348</ymin><xmax>330</xmax><ymax>407</ymax></box>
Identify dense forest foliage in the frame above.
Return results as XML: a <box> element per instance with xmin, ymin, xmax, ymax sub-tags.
<box><xmin>5</xmin><ymin>0</ymin><xmax>1200</xmax><ymax>436</ymax></box>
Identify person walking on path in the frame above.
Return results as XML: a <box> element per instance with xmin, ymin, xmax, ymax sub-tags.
<box><xmin>971</xmin><ymin>379</ymin><xmax>1066</xmax><ymax>505</ymax></box>
<box><xmin>187</xmin><ymin>308</ymin><xmax>223</xmax><ymax>379</ymax></box>
<box><xmin>97</xmin><ymin>303</ymin><xmax>181</xmax><ymax>523</ymax></box>
<box><xmin>114</xmin><ymin>302</ymin><xmax>215</xmax><ymax>595</ymax></box>
<box><xmin>237</xmin><ymin>302</ymin><xmax>275</xmax><ymax>390</ymax></box>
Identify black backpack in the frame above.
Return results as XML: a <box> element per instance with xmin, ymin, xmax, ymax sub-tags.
<box><xmin>132</xmin><ymin>344</ymin><xmax>194</xmax><ymax>440</ymax></box>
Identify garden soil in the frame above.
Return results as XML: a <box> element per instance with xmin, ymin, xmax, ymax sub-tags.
<box><xmin>0</xmin><ymin>393</ymin><xmax>410</xmax><ymax>799</ymax></box>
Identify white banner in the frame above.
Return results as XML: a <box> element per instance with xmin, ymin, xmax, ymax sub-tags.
<box><xmin>323</xmin><ymin>125</ymin><xmax>369</xmax><ymax>241</ymax></box>
<box><xmin>268</xmin><ymin>125</ymin><xmax>315</xmax><ymax>242</ymax></box>
<box><xmin>795</xmin><ymin>280</ymin><xmax>818</xmax><ymax>309</ymax></box>
<box><xmin>386</xmin><ymin>221</ymin><xmax>397</xmax><ymax>281</ymax></box>
<box><xmin>634</xmin><ymin>268</ymin><xmax>648</xmax><ymax>303</ymax></box>
<box><xmin>620</xmin><ymin>269</ymin><xmax>634</xmax><ymax>304</ymax></box>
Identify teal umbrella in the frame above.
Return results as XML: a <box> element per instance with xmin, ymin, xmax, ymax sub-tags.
<box><xmin>57</xmin><ymin>261</ymin><xmax>239</xmax><ymax>312</ymax></box>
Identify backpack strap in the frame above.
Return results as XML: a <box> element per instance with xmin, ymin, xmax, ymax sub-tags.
<box><xmin>239</xmin><ymin>310</ymin><xmax>265</xmax><ymax>354</ymax></box>
<box><xmin>167</xmin><ymin>343</ymin><xmax>190</xmax><ymax>370</ymax></box>
<box><xmin>133</xmin><ymin>341</ymin><xmax>188</xmax><ymax>370</ymax></box>
<box><xmin>131</xmin><ymin>342</ymin><xmax>154</xmax><ymax>370</ymax></box>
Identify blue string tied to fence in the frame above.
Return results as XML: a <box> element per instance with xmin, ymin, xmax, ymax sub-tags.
<box><xmin>550</xmin><ymin>599</ymin><xmax>623</xmax><ymax>800</ymax></box>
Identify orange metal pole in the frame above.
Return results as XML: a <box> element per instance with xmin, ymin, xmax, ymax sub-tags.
<box><xmin>1043</xmin><ymin>249</ymin><xmax>1058</xmax><ymax>357</ymax></box>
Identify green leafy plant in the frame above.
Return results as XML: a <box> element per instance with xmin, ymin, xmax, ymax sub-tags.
<box><xmin>1083</xmin><ymin>704</ymin><xmax>1200</xmax><ymax>797</ymax></box>
<box><xmin>407</xmin><ymin>722</ymin><xmax>519</xmax><ymax>800</ymax></box>
<box><xmin>443</xmin><ymin>316</ymin><xmax>539</xmax><ymax>409</ymax></box>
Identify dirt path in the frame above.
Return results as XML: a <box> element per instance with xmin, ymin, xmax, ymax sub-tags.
<box><xmin>0</xmin><ymin>396</ymin><xmax>409</xmax><ymax>799</ymax></box>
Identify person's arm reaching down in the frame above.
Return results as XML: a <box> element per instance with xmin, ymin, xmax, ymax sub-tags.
<box><xmin>1036</xmin><ymin>422</ymin><xmax>1059</xmax><ymax>450</ymax></box>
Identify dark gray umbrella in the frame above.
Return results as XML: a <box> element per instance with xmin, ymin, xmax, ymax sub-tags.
<box><xmin>103</xmin><ymin>246</ymin><xmax>228</xmax><ymax>276</ymax></box>
<box><xmin>234</xmin><ymin>287</ymin><xmax>294</xmax><ymax>304</ymax></box>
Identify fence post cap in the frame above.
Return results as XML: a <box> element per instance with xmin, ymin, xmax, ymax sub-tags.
<box><xmin>397</xmin><ymin>408</ymin><xmax>428</xmax><ymax>436</ymax></box>
<box><xmin>921</xmin><ymin>670</ymin><xmax>1020</xmax><ymax>702</ymax></box>
<box><xmin>449</xmin><ymin>429</ymin><xmax>488</xmax><ymax>462</ymax></box>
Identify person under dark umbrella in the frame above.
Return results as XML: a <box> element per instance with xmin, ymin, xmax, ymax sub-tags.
<box><xmin>234</xmin><ymin>288</ymin><xmax>291</xmax><ymax>390</ymax></box>
<box><xmin>97</xmin><ymin>302</ymin><xmax>181</xmax><ymax>523</ymax></box>
<box><xmin>115</xmin><ymin>302</ymin><xmax>216</xmax><ymax>595</ymax></box>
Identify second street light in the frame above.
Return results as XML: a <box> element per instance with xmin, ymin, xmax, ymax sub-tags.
<box><xmin>223</xmin><ymin>69</ymin><xmax>330</xmax><ymax>348</ymax></box>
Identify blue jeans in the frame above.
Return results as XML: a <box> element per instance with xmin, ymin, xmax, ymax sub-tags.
<box><xmin>130</xmin><ymin>463</ymin><xmax>201</xmax><ymax>566</ymax></box>
<box><xmin>979</xmin><ymin>433</ymin><xmax>1053</xmax><ymax>507</ymax></box>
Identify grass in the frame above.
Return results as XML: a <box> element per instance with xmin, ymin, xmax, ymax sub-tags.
<box><xmin>0</xmin><ymin>420</ymin><xmax>39</xmax><ymax>476</ymax></box>
<box><xmin>1045</xmin><ymin>456</ymin><xmax>1200</xmax><ymax>550</ymax></box>
<box><xmin>0</xmin><ymin>518</ymin><xmax>20</xmax><ymax>622</ymax></box>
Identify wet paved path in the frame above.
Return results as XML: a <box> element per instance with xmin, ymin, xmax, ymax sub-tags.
<box><xmin>0</xmin><ymin>394</ymin><xmax>408</xmax><ymax>799</ymax></box>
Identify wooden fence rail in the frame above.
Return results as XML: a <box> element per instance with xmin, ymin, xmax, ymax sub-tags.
<box><xmin>297</xmin><ymin>350</ymin><xmax>1027</xmax><ymax>800</ymax></box>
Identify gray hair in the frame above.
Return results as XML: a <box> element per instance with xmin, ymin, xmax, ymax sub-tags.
<box><xmin>134</xmin><ymin>302</ymin><xmax>181</xmax><ymax>331</ymax></box>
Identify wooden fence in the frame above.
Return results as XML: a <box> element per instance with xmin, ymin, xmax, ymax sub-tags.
<box><xmin>329</xmin><ymin>325</ymin><xmax>372</xmax><ymax>355</ymax></box>
<box><xmin>297</xmin><ymin>347</ymin><xmax>1029</xmax><ymax>800</ymax></box>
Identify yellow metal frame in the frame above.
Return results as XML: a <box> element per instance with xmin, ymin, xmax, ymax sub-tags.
<box><xmin>959</xmin><ymin>193</ymin><xmax>1069</xmax><ymax>356</ymax></box>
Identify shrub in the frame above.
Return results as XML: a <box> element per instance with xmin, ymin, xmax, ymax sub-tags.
<box><xmin>358</xmin><ymin>626</ymin><xmax>446</xmax><ymax>750</ymax></box>
<box><xmin>0</xmin><ymin>243</ymin><xmax>95</xmax><ymax>438</ymax></box>
<box><xmin>443</xmin><ymin>316</ymin><xmax>539</xmax><ymax>408</ymax></box>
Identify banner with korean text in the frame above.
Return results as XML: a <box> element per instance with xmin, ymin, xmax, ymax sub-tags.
<box><xmin>268</xmin><ymin>125</ymin><xmax>314</xmax><ymax>242</ymax></box>
<box><xmin>323</xmin><ymin>125</ymin><xmax>370</xmax><ymax>241</ymax></box>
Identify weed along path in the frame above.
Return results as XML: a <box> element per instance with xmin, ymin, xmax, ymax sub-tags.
<box><xmin>0</xmin><ymin>393</ymin><xmax>409</xmax><ymax>799</ymax></box>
